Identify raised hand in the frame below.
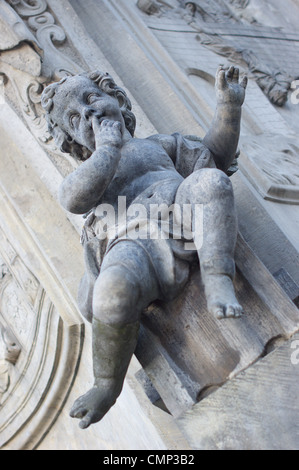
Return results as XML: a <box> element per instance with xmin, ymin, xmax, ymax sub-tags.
<box><xmin>92</xmin><ymin>117</ymin><xmax>123</xmax><ymax>150</ymax></box>
<box><xmin>216</xmin><ymin>65</ymin><xmax>248</xmax><ymax>107</ymax></box>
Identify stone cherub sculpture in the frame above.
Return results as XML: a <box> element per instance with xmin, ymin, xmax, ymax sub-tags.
<box><xmin>41</xmin><ymin>64</ymin><xmax>247</xmax><ymax>429</ymax></box>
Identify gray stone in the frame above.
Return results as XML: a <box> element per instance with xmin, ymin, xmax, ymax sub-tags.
<box><xmin>41</xmin><ymin>64</ymin><xmax>247</xmax><ymax>428</ymax></box>
<box><xmin>177</xmin><ymin>333</ymin><xmax>299</xmax><ymax>450</ymax></box>
<box><xmin>1</xmin><ymin>0</ymin><xmax>299</xmax><ymax>450</ymax></box>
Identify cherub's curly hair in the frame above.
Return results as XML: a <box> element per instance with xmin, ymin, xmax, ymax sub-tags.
<box><xmin>41</xmin><ymin>71</ymin><xmax>136</xmax><ymax>161</ymax></box>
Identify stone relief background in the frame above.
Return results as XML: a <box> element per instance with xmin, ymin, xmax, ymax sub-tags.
<box><xmin>0</xmin><ymin>0</ymin><xmax>298</xmax><ymax>449</ymax></box>
<box><xmin>136</xmin><ymin>0</ymin><xmax>299</xmax><ymax>204</ymax></box>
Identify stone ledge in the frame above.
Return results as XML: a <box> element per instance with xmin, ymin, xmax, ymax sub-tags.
<box><xmin>176</xmin><ymin>332</ymin><xmax>299</xmax><ymax>450</ymax></box>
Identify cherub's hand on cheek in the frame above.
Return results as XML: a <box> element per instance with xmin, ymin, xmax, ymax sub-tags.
<box><xmin>92</xmin><ymin>117</ymin><xmax>123</xmax><ymax>150</ymax></box>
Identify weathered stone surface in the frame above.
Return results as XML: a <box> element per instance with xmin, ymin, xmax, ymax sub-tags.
<box><xmin>137</xmin><ymin>233</ymin><xmax>299</xmax><ymax>417</ymax></box>
<box><xmin>130</xmin><ymin>0</ymin><xmax>299</xmax><ymax>207</ymax></box>
<box><xmin>0</xmin><ymin>106</ymin><xmax>181</xmax><ymax>450</ymax></box>
<box><xmin>0</xmin><ymin>0</ymin><xmax>299</xmax><ymax>450</ymax></box>
<box><xmin>177</xmin><ymin>333</ymin><xmax>299</xmax><ymax>450</ymax></box>
<box><xmin>0</xmin><ymin>0</ymin><xmax>41</xmax><ymax>53</ymax></box>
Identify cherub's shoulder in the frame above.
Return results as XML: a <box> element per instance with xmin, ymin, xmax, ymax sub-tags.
<box><xmin>146</xmin><ymin>133</ymin><xmax>203</xmax><ymax>145</ymax></box>
<box><xmin>146</xmin><ymin>133</ymin><xmax>176</xmax><ymax>146</ymax></box>
<box><xmin>146</xmin><ymin>133</ymin><xmax>177</xmax><ymax>158</ymax></box>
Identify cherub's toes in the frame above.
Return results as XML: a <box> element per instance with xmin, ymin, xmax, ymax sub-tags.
<box><xmin>214</xmin><ymin>306</ymin><xmax>226</xmax><ymax>319</ymax></box>
<box><xmin>234</xmin><ymin>305</ymin><xmax>244</xmax><ymax>318</ymax></box>
<box><xmin>70</xmin><ymin>406</ymin><xmax>87</xmax><ymax>420</ymax></box>
<box><xmin>212</xmin><ymin>303</ymin><xmax>243</xmax><ymax>319</ymax></box>
<box><xmin>79</xmin><ymin>412</ymin><xmax>93</xmax><ymax>430</ymax></box>
<box><xmin>70</xmin><ymin>398</ymin><xmax>88</xmax><ymax>419</ymax></box>
<box><xmin>226</xmin><ymin>304</ymin><xmax>243</xmax><ymax>318</ymax></box>
<box><xmin>225</xmin><ymin>305</ymin><xmax>237</xmax><ymax>318</ymax></box>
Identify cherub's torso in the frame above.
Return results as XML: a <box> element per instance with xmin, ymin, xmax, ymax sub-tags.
<box><xmin>99</xmin><ymin>137</ymin><xmax>183</xmax><ymax>208</ymax></box>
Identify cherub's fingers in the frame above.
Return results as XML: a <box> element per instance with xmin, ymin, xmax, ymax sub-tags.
<box><xmin>113</xmin><ymin>121</ymin><xmax>122</xmax><ymax>131</ymax></box>
<box><xmin>226</xmin><ymin>65</ymin><xmax>235</xmax><ymax>81</ymax></box>
<box><xmin>233</xmin><ymin>67</ymin><xmax>239</xmax><ymax>83</ymax></box>
<box><xmin>100</xmin><ymin>119</ymin><xmax>113</xmax><ymax>127</ymax></box>
<box><xmin>91</xmin><ymin>115</ymin><xmax>102</xmax><ymax>133</ymax></box>
<box><xmin>216</xmin><ymin>66</ymin><xmax>226</xmax><ymax>90</ymax></box>
<box><xmin>240</xmin><ymin>75</ymin><xmax>248</xmax><ymax>89</ymax></box>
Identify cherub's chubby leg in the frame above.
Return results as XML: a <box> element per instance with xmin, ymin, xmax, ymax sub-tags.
<box><xmin>70</xmin><ymin>241</ymin><xmax>159</xmax><ymax>429</ymax></box>
<box><xmin>175</xmin><ymin>168</ymin><xmax>243</xmax><ymax>319</ymax></box>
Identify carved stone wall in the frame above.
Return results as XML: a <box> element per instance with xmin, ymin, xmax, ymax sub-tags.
<box><xmin>0</xmin><ymin>242</ymin><xmax>83</xmax><ymax>450</ymax></box>
<box><xmin>0</xmin><ymin>0</ymin><xmax>298</xmax><ymax>450</ymax></box>
<box><xmin>133</xmin><ymin>0</ymin><xmax>299</xmax><ymax>206</ymax></box>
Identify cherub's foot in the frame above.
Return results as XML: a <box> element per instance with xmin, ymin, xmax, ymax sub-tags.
<box><xmin>204</xmin><ymin>273</ymin><xmax>243</xmax><ymax>319</ymax></box>
<box><xmin>70</xmin><ymin>379</ymin><xmax>121</xmax><ymax>429</ymax></box>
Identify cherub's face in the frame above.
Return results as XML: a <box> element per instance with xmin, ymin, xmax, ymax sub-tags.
<box><xmin>49</xmin><ymin>76</ymin><xmax>125</xmax><ymax>152</ymax></box>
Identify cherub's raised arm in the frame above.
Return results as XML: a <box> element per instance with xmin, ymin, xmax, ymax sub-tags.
<box><xmin>59</xmin><ymin>119</ymin><xmax>122</xmax><ymax>214</ymax></box>
<box><xmin>203</xmin><ymin>66</ymin><xmax>247</xmax><ymax>173</ymax></box>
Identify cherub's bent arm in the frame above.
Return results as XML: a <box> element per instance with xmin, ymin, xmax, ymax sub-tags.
<box><xmin>59</xmin><ymin>145</ymin><xmax>121</xmax><ymax>214</ymax></box>
<box><xmin>203</xmin><ymin>66</ymin><xmax>247</xmax><ymax>173</ymax></box>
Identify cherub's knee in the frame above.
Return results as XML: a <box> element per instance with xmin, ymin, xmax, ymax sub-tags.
<box><xmin>191</xmin><ymin>168</ymin><xmax>233</xmax><ymax>203</ymax></box>
<box><xmin>196</xmin><ymin>168</ymin><xmax>232</xmax><ymax>190</ymax></box>
<box><xmin>93</xmin><ymin>266</ymin><xmax>140</xmax><ymax>324</ymax></box>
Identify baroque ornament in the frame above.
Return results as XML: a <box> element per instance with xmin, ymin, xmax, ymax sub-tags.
<box><xmin>0</xmin><ymin>0</ymin><xmax>82</xmax><ymax>152</ymax></box>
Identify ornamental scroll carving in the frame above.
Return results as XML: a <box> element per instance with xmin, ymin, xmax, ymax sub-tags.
<box><xmin>5</xmin><ymin>0</ymin><xmax>82</xmax><ymax>79</ymax></box>
<box><xmin>0</xmin><ymin>0</ymin><xmax>83</xmax><ymax>159</ymax></box>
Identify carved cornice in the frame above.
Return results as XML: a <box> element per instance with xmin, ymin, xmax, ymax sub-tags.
<box><xmin>0</xmin><ymin>0</ymin><xmax>85</xmax><ymax>161</ymax></box>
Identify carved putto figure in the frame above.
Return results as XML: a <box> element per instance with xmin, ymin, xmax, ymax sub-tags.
<box><xmin>42</xmin><ymin>65</ymin><xmax>247</xmax><ymax>428</ymax></box>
